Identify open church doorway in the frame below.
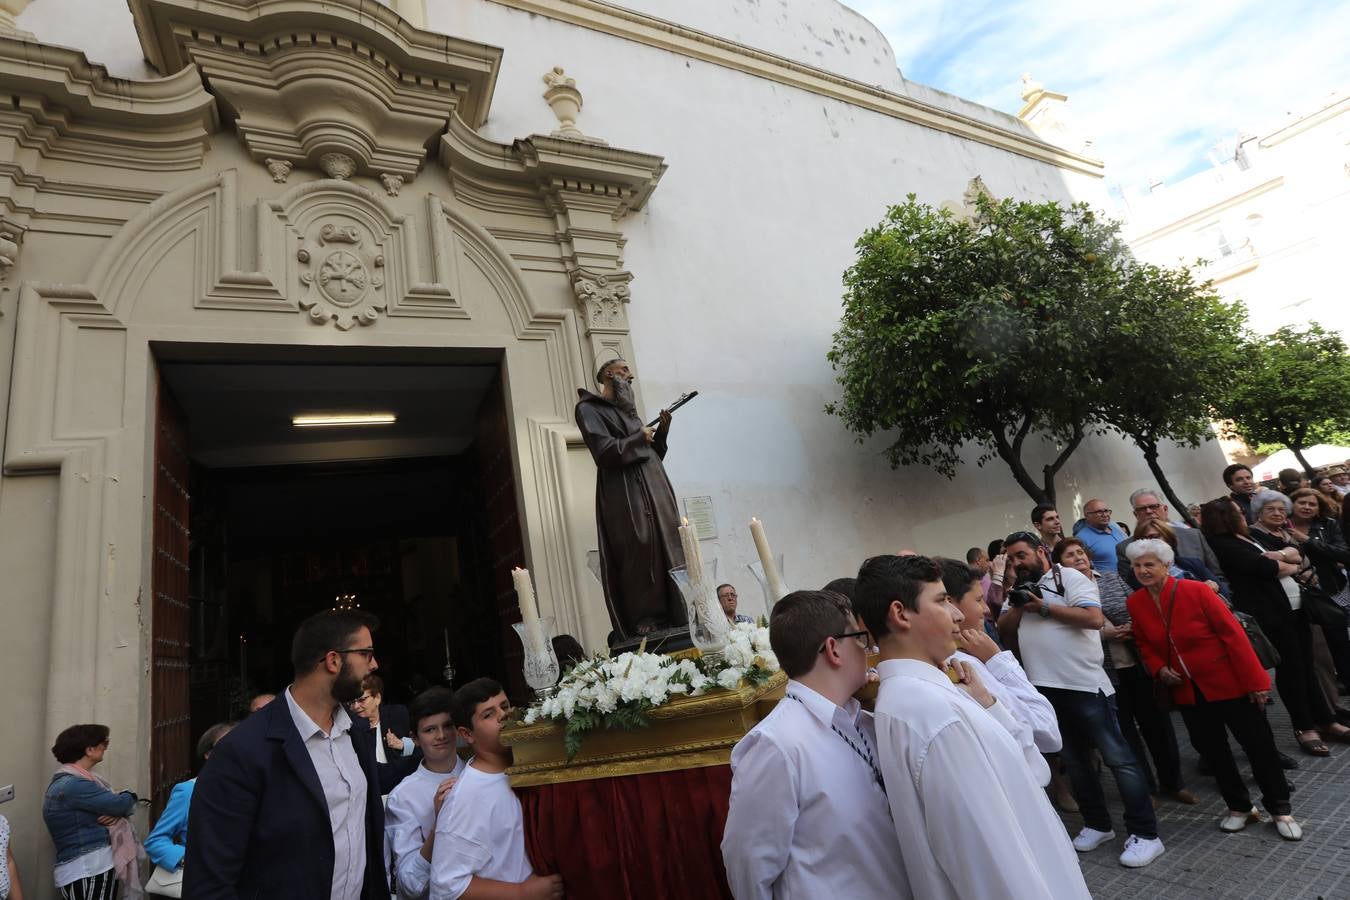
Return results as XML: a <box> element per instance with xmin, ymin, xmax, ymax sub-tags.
<box><xmin>147</xmin><ymin>342</ymin><xmax>528</xmax><ymax>812</ymax></box>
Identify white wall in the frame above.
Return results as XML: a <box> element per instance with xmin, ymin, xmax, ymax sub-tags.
<box><xmin>436</xmin><ymin>0</ymin><xmax>1220</xmax><ymax>598</ymax></box>
<box><xmin>12</xmin><ymin>0</ymin><xmax>1223</xmax><ymax>605</ymax></box>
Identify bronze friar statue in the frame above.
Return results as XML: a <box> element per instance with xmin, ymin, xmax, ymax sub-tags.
<box><xmin>574</xmin><ymin>358</ymin><xmax>687</xmax><ymax>639</ymax></box>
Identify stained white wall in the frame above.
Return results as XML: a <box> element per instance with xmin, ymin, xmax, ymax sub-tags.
<box><xmin>12</xmin><ymin>0</ymin><xmax>1225</xmax><ymax>605</ymax></box>
<box><xmin>432</xmin><ymin>0</ymin><xmax>1221</xmax><ymax>599</ymax></box>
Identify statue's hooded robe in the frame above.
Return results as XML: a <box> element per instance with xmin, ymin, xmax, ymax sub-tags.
<box><xmin>574</xmin><ymin>388</ymin><xmax>687</xmax><ymax>638</ymax></box>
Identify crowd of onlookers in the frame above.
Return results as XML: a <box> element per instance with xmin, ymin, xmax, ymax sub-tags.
<box><xmin>6</xmin><ymin>458</ymin><xmax>1348</xmax><ymax>899</ymax></box>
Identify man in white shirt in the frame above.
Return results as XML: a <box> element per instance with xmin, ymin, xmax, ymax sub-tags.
<box><xmin>855</xmin><ymin>554</ymin><xmax>1091</xmax><ymax>900</ymax></box>
<box><xmin>429</xmin><ymin>678</ymin><xmax>562</xmax><ymax>900</ymax></box>
<box><xmin>386</xmin><ymin>687</ymin><xmax>466</xmax><ymax>899</ymax></box>
<box><xmin>997</xmin><ymin>532</ymin><xmax>1164</xmax><ymax>868</ymax></box>
<box><xmin>721</xmin><ymin>589</ymin><xmax>909</xmax><ymax>899</ymax></box>
<box><xmin>938</xmin><ymin>558</ymin><xmax>1062</xmax><ymax>768</ymax></box>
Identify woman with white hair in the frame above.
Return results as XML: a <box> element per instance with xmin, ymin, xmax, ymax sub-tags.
<box><xmin>1125</xmin><ymin>539</ymin><xmax>1302</xmax><ymax>839</ymax></box>
<box><xmin>1203</xmin><ymin>494</ymin><xmax>1350</xmax><ymax>757</ymax></box>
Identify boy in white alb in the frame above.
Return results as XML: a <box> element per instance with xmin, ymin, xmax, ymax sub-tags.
<box><xmin>855</xmin><ymin>554</ymin><xmax>1091</xmax><ymax>900</ymax></box>
<box><xmin>938</xmin><ymin>558</ymin><xmax>1062</xmax><ymax>776</ymax></box>
<box><xmin>429</xmin><ymin>678</ymin><xmax>562</xmax><ymax>900</ymax></box>
<box><xmin>385</xmin><ymin>687</ymin><xmax>466</xmax><ymax>899</ymax></box>
<box><xmin>721</xmin><ymin>589</ymin><xmax>911</xmax><ymax>899</ymax></box>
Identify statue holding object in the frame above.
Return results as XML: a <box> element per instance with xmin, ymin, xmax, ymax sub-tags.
<box><xmin>574</xmin><ymin>358</ymin><xmax>688</xmax><ymax>640</ymax></box>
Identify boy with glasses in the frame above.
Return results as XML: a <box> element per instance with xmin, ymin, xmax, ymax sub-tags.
<box><xmin>721</xmin><ymin>590</ymin><xmax>909</xmax><ymax>899</ymax></box>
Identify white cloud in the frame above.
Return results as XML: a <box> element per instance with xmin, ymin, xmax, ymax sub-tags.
<box><xmin>847</xmin><ymin>0</ymin><xmax>1350</xmax><ymax>195</ymax></box>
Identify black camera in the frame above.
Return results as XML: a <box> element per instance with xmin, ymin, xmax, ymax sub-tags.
<box><xmin>1008</xmin><ymin>580</ymin><xmax>1044</xmax><ymax>608</ymax></box>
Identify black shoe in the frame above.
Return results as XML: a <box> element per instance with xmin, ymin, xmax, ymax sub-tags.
<box><xmin>1279</xmin><ymin>752</ymin><xmax>1299</xmax><ymax>771</ymax></box>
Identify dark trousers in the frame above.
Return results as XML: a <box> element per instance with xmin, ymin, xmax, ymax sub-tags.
<box><xmin>1040</xmin><ymin>686</ymin><xmax>1160</xmax><ymax>838</ymax></box>
<box><xmin>1266</xmin><ymin>610</ymin><xmax>1335</xmax><ymax>731</ymax></box>
<box><xmin>1114</xmin><ymin>664</ymin><xmax>1184</xmax><ymax>793</ymax></box>
<box><xmin>1321</xmin><ymin>624</ymin><xmax>1350</xmax><ymax>693</ymax></box>
<box><xmin>1179</xmin><ymin>690</ymin><xmax>1291</xmax><ymax>817</ymax></box>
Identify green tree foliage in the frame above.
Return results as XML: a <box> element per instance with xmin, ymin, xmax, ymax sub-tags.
<box><xmin>827</xmin><ymin>194</ymin><xmax>1126</xmax><ymax>505</ymax></box>
<box><xmin>1217</xmin><ymin>325</ymin><xmax>1350</xmax><ymax>475</ymax></box>
<box><xmin>1096</xmin><ymin>262</ymin><xmax>1247</xmax><ymax>525</ymax></box>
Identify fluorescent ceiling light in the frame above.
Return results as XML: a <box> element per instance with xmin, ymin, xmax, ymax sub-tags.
<box><xmin>292</xmin><ymin>413</ymin><xmax>397</xmax><ymax>427</ymax></box>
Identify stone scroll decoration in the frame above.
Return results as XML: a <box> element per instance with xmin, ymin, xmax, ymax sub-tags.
<box><xmin>295</xmin><ymin>220</ymin><xmax>387</xmax><ymax>330</ymax></box>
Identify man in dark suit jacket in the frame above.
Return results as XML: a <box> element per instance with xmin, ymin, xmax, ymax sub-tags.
<box><xmin>1116</xmin><ymin>490</ymin><xmax>1228</xmax><ymax>593</ymax></box>
<box><xmin>185</xmin><ymin>609</ymin><xmax>388</xmax><ymax>900</ymax></box>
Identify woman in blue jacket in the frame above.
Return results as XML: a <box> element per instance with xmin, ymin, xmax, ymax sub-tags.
<box><xmin>143</xmin><ymin>722</ymin><xmax>234</xmax><ymax>895</ymax></box>
<box><xmin>42</xmin><ymin>724</ymin><xmax>140</xmax><ymax>900</ymax></box>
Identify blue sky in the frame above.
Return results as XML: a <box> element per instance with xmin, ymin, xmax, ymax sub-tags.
<box><xmin>848</xmin><ymin>0</ymin><xmax>1350</xmax><ymax>195</ymax></box>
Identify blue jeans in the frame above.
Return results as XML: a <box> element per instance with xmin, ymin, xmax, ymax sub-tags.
<box><xmin>1040</xmin><ymin>687</ymin><xmax>1160</xmax><ymax>839</ymax></box>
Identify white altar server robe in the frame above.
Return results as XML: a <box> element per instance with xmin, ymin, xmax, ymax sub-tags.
<box><xmin>874</xmin><ymin>659</ymin><xmax>1090</xmax><ymax>900</ymax></box>
<box><xmin>721</xmin><ymin>680</ymin><xmax>910</xmax><ymax>900</ymax></box>
<box><xmin>385</xmin><ymin>757</ymin><xmax>466</xmax><ymax>898</ymax></box>
<box><xmin>953</xmin><ymin>648</ymin><xmax>1062</xmax><ymax>764</ymax></box>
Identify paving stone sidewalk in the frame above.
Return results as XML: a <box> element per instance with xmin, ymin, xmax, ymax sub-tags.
<box><xmin>1068</xmin><ymin>699</ymin><xmax>1350</xmax><ymax>899</ymax></box>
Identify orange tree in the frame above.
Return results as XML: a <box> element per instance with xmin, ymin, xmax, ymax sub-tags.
<box><xmin>826</xmin><ymin>194</ymin><xmax>1125</xmax><ymax>505</ymax></box>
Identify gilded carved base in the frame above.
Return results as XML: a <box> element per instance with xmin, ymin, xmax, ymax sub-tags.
<box><xmin>503</xmin><ymin>672</ymin><xmax>786</xmax><ymax>787</ymax></box>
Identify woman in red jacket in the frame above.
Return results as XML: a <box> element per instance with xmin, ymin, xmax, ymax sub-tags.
<box><xmin>1125</xmin><ymin>538</ymin><xmax>1302</xmax><ymax>841</ymax></box>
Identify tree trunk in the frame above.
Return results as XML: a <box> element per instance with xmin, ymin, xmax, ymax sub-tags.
<box><xmin>1041</xmin><ymin>425</ymin><xmax>1086</xmax><ymax>506</ymax></box>
<box><xmin>1291</xmin><ymin>444</ymin><xmax>1316</xmax><ymax>477</ymax></box>
<box><xmin>1139</xmin><ymin>439</ymin><xmax>1196</xmax><ymax>527</ymax></box>
<box><xmin>991</xmin><ymin>426</ymin><xmax>1050</xmax><ymax>505</ymax></box>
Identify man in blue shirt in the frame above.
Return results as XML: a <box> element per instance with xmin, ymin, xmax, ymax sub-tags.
<box><xmin>1072</xmin><ymin>498</ymin><xmax>1127</xmax><ymax>571</ymax></box>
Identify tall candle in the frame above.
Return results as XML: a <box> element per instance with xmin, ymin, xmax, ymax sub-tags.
<box><xmin>749</xmin><ymin>517</ymin><xmax>788</xmax><ymax>602</ymax></box>
<box><xmin>680</xmin><ymin>518</ymin><xmax>724</xmax><ymax>639</ymax></box>
<box><xmin>512</xmin><ymin>567</ymin><xmax>545</xmax><ymax>655</ymax></box>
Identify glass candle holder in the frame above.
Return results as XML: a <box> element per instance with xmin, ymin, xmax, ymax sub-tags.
<box><xmin>746</xmin><ymin>555</ymin><xmax>788</xmax><ymax>621</ymax></box>
<box><xmin>511</xmin><ymin>616</ymin><xmax>560</xmax><ymax>697</ymax></box>
<box><xmin>670</xmin><ymin>566</ymin><xmax>730</xmax><ymax>663</ymax></box>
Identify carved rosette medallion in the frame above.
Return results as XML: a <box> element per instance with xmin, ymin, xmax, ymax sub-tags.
<box><xmin>571</xmin><ymin>269</ymin><xmax>632</xmax><ymax>332</ymax></box>
<box><xmin>296</xmin><ymin>221</ymin><xmax>386</xmax><ymax>329</ymax></box>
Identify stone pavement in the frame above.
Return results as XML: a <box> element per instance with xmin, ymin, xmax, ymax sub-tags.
<box><xmin>1067</xmin><ymin>698</ymin><xmax>1350</xmax><ymax>899</ymax></box>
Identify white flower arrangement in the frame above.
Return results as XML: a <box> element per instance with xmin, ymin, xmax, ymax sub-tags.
<box><xmin>521</xmin><ymin>621</ymin><xmax>779</xmax><ymax>758</ymax></box>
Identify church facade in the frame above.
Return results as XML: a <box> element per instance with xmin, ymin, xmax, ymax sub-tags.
<box><xmin>0</xmin><ymin>0</ymin><xmax>1223</xmax><ymax>885</ymax></box>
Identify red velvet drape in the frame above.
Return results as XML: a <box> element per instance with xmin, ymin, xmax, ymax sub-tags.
<box><xmin>520</xmin><ymin>764</ymin><xmax>733</xmax><ymax>900</ymax></box>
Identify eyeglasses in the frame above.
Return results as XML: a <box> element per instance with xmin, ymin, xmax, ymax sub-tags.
<box><xmin>333</xmin><ymin>647</ymin><xmax>376</xmax><ymax>660</ymax></box>
<box><xmin>820</xmin><ymin>630</ymin><xmax>871</xmax><ymax>653</ymax></box>
<box><xmin>1087</xmin><ymin>508</ymin><xmax>1112</xmax><ymax>515</ymax></box>
<box><xmin>1133</xmin><ymin>503</ymin><xmax>1163</xmax><ymax>514</ymax></box>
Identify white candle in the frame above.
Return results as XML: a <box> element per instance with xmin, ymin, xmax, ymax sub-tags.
<box><xmin>512</xmin><ymin>567</ymin><xmax>545</xmax><ymax>655</ymax></box>
<box><xmin>749</xmin><ymin>517</ymin><xmax>788</xmax><ymax>603</ymax></box>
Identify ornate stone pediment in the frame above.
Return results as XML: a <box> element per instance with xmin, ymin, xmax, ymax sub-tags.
<box><xmin>129</xmin><ymin>0</ymin><xmax>502</xmax><ymax>180</ymax></box>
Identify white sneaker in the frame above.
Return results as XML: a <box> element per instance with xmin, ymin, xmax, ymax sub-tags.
<box><xmin>1072</xmin><ymin>827</ymin><xmax>1115</xmax><ymax>852</ymax></box>
<box><xmin>1119</xmin><ymin>834</ymin><xmax>1165</xmax><ymax>868</ymax></box>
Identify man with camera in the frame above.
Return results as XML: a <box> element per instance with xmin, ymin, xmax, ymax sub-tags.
<box><xmin>996</xmin><ymin>532</ymin><xmax>1164</xmax><ymax>870</ymax></box>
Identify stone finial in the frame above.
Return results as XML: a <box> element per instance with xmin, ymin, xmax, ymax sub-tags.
<box><xmin>1020</xmin><ymin>73</ymin><xmax>1044</xmax><ymax>102</ymax></box>
<box><xmin>264</xmin><ymin>158</ymin><xmax>293</xmax><ymax>183</ymax></box>
<box><xmin>542</xmin><ymin>66</ymin><xmax>587</xmax><ymax>140</ymax></box>
<box><xmin>0</xmin><ymin>0</ymin><xmax>35</xmax><ymax>37</ymax></box>
<box><xmin>318</xmin><ymin>152</ymin><xmax>357</xmax><ymax>180</ymax></box>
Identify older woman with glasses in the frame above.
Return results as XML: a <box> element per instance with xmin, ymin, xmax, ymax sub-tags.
<box><xmin>1131</xmin><ymin>519</ymin><xmax>1225</xmax><ymax>598</ymax></box>
<box><xmin>1203</xmin><ymin>494</ymin><xmax>1350</xmax><ymax>756</ymax></box>
<box><xmin>1053</xmin><ymin>538</ymin><xmax>1195</xmax><ymax>805</ymax></box>
<box><xmin>1125</xmin><ymin>539</ymin><xmax>1300</xmax><ymax>839</ymax></box>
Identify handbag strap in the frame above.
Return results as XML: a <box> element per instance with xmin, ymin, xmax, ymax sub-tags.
<box><xmin>1157</xmin><ymin>579</ymin><xmax>1190</xmax><ymax>679</ymax></box>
